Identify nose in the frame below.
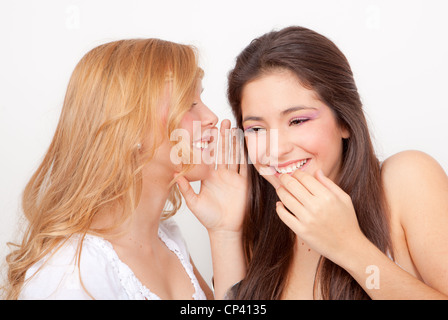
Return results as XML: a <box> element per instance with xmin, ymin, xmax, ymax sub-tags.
<box><xmin>200</xmin><ymin>103</ymin><xmax>218</xmax><ymax>128</ymax></box>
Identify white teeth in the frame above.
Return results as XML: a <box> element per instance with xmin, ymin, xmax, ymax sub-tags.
<box><xmin>275</xmin><ymin>159</ymin><xmax>308</xmax><ymax>174</ymax></box>
<box><xmin>193</xmin><ymin>141</ymin><xmax>209</xmax><ymax>149</ymax></box>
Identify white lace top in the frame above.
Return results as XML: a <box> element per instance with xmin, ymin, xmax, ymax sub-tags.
<box><xmin>19</xmin><ymin>219</ymin><xmax>207</xmax><ymax>300</ymax></box>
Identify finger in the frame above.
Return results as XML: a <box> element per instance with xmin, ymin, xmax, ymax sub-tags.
<box><xmin>239</xmin><ymin>148</ymin><xmax>248</xmax><ymax>177</ymax></box>
<box><xmin>175</xmin><ymin>174</ymin><xmax>198</xmax><ymax>210</ymax></box>
<box><xmin>276</xmin><ymin>201</ymin><xmax>304</xmax><ymax>235</ymax></box>
<box><xmin>315</xmin><ymin>169</ymin><xmax>349</xmax><ymax>201</ymax></box>
<box><xmin>208</xmin><ymin>127</ymin><xmax>219</xmax><ymax>167</ymax></box>
<box><xmin>217</xmin><ymin>119</ymin><xmax>231</xmax><ymax>170</ymax></box>
<box><xmin>291</xmin><ymin>169</ymin><xmax>328</xmax><ymax>196</ymax></box>
<box><xmin>235</xmin><ymin>127</ymin><xmax>249</xmax><ymax>177</ymax></box>
<box><xmin>229</xmin><ymin>128</ymin><xmax>239</xmax><ymax>172</ymax></box>
<box><xmin>278</xmin><ymin>173</ymin><xmax>313</xmax><ymax>207</ymax></box>
<box><xmin>275</xmin><ymin>185</ymin><xmax>306</xmax><ymax>220</ymax></box>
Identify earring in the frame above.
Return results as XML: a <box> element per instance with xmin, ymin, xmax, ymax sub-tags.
<box><xmin>136</xmin><ymin>143</ymin><xmax>142</xmax><ymax>150</ymax></box>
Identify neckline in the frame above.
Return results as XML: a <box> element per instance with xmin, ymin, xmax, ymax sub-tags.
<box><xmin>83</xmin><ymin>225</ymin><xmax>204</xmax><ymax>300</ymax></box>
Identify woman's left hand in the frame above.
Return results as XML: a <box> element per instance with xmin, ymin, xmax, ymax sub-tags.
<box><xmin>275</xmin><ymin>169</ymin><xmax>366</xmax><ymax>265</ymax></box>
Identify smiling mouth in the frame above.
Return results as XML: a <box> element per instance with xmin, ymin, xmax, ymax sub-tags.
<box><xmin>192</xmin><ymin>136</ymin><xmax>213</xmax><ymax>150</ymax></box>
<box><xmin>274</xmin><ymin>158</ymin><xmax>310</xmax><ymax>174</ymax></box>
<box><xmin>192</xmin><ymin>141</ymin><xmax>209</xmax><ymax>150</ymax></box>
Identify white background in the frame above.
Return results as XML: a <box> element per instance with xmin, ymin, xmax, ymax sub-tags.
<box><xmin>1</xmin><ymin>0</ymin><xmax>447</xmax><ymax>289</ymax></box>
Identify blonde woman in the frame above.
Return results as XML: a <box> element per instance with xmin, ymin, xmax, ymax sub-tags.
<box><xmin>4</xmin><ymin>39</ymin><xmax>218</xmax><ymax>300</ymax></box>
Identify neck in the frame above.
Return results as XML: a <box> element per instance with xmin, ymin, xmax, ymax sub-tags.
<box><xmin>92</xmin><ymin>167</ymin><xmax>174</xmax><ymax>247</ymax></box>
<box><xmin>126</xmin><ymin>179</ymin><xmax>171</xmax><ymax>244</ymax></box>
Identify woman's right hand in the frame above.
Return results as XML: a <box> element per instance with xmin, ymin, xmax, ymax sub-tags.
<box><xmin>175</xmin><ymin>119</ymin><xmax>248</xmax><ymax>236</ymax></box>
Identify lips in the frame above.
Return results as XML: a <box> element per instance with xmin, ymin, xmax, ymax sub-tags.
<box><xmin>273</xmin><ymin>158</ymin><xmax>310</xmax><ymax>174</ymax></box>
<box><xmin>192</xmin><ymin>135</ymin><xmax>212</xmax><ymax>150</ymax></box>
<box><xmin>193</xmin><ymin>140</ymin><xmax>209</xmax><ymax>149</ymax></box>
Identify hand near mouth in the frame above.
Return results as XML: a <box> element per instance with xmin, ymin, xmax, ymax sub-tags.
<box><xmin>174</xmin><ymin>119</ymin><xmax>248</xmax><ymax>234</ymax></box>
<box><xmin>175</xmin><ymin>119</ymin><xmax>248</xmax><ymax>299</ymax></box>
<box><xmin>275</xmin><ymin>169</ymin><xmax>365</xmax><ymax>266</ymax></box>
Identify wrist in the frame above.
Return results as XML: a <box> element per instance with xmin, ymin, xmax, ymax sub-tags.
<box><xmin>336</xmin><ymin>234</ymin><xmax>378</xmax><ymax>273</ymax></box>
<box><xmin>208</xmin><ymin>229</ymin><xmax>243</xmax><ymax>243</ymax></box>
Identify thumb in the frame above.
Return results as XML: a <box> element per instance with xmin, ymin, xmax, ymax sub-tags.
<box><xmin>174</xmin><ymin>174</ymin><xmax>198</xmax><ymax>210</ymax></box>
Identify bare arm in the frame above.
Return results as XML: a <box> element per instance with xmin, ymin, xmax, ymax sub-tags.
<box><xmin>276</xmin><ymin>150</ymin><xmax>448</xmax><ymax>299</ymax></box>
<box><xmin>208</xmin><ymin>231</ymin><xmax>246</xmax><ymax>299</ymax></box>
<box><xmin>337</xmin><ymin>151</ymin><xmax>448</xmax><ymax>299</ymax></box>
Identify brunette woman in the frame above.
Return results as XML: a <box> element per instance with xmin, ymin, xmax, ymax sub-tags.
<box><xmin>179</xmin><ymin>26</ymin><xmax>448</xmax><ymax>299</ymax></box>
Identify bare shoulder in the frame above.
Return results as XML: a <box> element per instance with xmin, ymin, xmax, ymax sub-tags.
<box><xmin>381</xmin><ymin>151</ymin><xmax>448</xmax><ymax>293</ymax></box>
<box><xmin>381</xmin><ymin>150</ymin><xmax>448</xmax><ymax>221</ymax></box>
<box><xmin>382</xmin><ymin>150</ymin><xmax>447</xmax><ymax>185</ymax></box>
<box><xmin>382</xmin><ymin>149</ymin><xmax>442</xmax><ymax>169</ymax></box>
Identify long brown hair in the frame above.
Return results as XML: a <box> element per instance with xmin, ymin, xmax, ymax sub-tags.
<box><xmin>4</xmin><ymin>38</ymin><xmax>202</xmax><ymax>299</ymax></box>
<box><xmin>227</xmin><ymin>26</ymin><xmax>393</xmax><ymax>299</ymax></box>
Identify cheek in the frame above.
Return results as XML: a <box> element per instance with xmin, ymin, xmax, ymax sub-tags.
<box><xmin>303</xmin><ymin>124</ymin><xmax>345</xmax><ymax>176</ymax></box>
<box><xmin>179</xmin><ymin>113</ymin><xmax>194</xmax><ymax>137</ymax></box>
<box><xmin>245</xmin><ymin>136</ymin><xmax>277</xmax><ymax>179</ymax></box>
<box><xmin>245</xmin><ymin>135</ymin><xmax>268</xmax><ymax>165</ymax></box>
<box><xmin>297</xmin><ymin>119</ymin><xmax>343</xmax><ymax>154</ymax></box>
<box><xmin>285</xmin><ymin>127</ymin><xmax>322</xmax><ymax>159</ymax></box>
<box><xmin>245</xmin><ymin>137</ymin><xmax>257</xmax><ymax>163</ymax></box>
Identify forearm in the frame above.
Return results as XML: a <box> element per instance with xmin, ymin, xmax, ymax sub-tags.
<box><xmin>341</xmin><ymin>238</ymin><xmax>448</xmax><ymax>300</ymax></box>
<box><xmin>208</xmin><ymin>230</ymin><xmax>246</xmax><ymax>300</ymax></box>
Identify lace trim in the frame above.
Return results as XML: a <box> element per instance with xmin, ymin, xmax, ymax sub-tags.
<box><xmin>83</xmin><ymin>228</ymin><xmax>205</xmax><ymax>300</ymax></box>
<box><xmin>157</xmin><ymin>226</ymin><xmax>205</xmax><ymax>300</ymax></box>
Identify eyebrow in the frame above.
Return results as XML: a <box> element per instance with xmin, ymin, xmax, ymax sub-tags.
<box><xmin>242</xmin><ymin>105</ymin><xmax>318</xmax><ymax>123</ymax></box>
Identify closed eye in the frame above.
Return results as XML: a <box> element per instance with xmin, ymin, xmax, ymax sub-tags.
<box><xmin>289</xmin><ymin>118</ymin><xmax>309</xmax><ymax>126</ymax></box>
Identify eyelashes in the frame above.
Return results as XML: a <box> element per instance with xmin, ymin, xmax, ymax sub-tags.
<box><xmin>289</xmin><ymin>117</ymin><xmax>309</xmax><ymax>126</ymax></box>
<box><xmin>244</xmin><ymin>126</ymin><xmax>266</xmax><ymax>133</ymax></box>
<box><xmin>244</xmin><ymin>117</ymin><xmax>309</xmax><ymax>133</ymax></box>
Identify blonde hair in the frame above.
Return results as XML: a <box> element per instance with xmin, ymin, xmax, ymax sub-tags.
<box><xmin>4</xmin><ymin>38</ymin><xmax>202</xmax><ymax>299</ymax></box>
